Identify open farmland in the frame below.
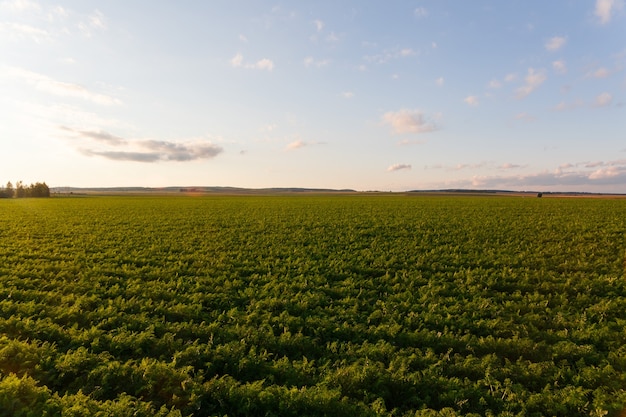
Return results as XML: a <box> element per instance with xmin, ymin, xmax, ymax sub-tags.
<box><xmin>1</xmin><ymin>195</ymin><xmax>626</xmax><ymax>416</ymax></box>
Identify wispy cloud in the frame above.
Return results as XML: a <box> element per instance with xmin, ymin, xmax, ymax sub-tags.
<box><xmin>304</xmin><ymin>56</ymin><xmax>330</xmax><ymax>68</ymax></box>
<box><xmin>325</xmin><ymin>32</ymin><xmax>339</xmax><ymax>43</ymax></box>
<box><xmin>388</xmin><ymin>163</ymin><xmax>411</xmax><ymax>172</ymax></box>
<box><xmin>595</xmin><ymin>0</ymin><xmax>623</xmax><ymax>24</ymax></box>
<box><xmin>313</xmin><ymin>19</ymin><xmax>324</xmax><ymax>31</ymax></box>
<box><xmin>340</xmin><ymin>91</ymin><xmax>354</xmax><ymax>99</ymax></box>
<box><xmin>284</xmin><ymin>139</ymin><xmax>326</xmax><ymax>151</ymax></box>
<box><xmin>0</xmin><ymin>22</ymin><xmax>50</xmax><ymax>42</ymax></box>
<box><xmin>231</xmin><ymin>53</ymin><xmax>274</xmax><ymax>71</ymax></box>
<box><xmin>436</xmin><ymin>77</ymin><xmax>444</xmax><ymax>86</ymax></box>
<box><xmin>452</xmin><ymin>162</ymin><xmax>489</xmax><ymax>171</ymax></box>
<box><xmin>515</xmin><ymin>68</ymin><xmax>547</xmax><ymax>99</ymax></box>
<box><xmin>489</xmin><ymin>73</ymin><xmax>517</xmax><ymax>89</ymax></box>
<box><xmin>364</xmin><ymin>47</ymin><xmax>418</xmax><ymax>64</ymax></box>
<box><xmin>4</xmin><ymin>66</ymin><xmax>122</xmax><ymax>105</ymax></box>
<box><xmin>61</xmin><ymin>126</ymin><xmax>223</xmax><ymax>162</ymax></box>
<box><xmin>554</xmin><ymin>99</ymin><xmax>584</xmax><ymax>111</ymax></box>
<box><xmin>545</xmin><ymin>36</ymin><xmax>567</xmax><ymax>51</ymax></box>
<box><xmin>382</xmin><ymin>109</ymin><xmax>437</xmax><ymax>135</ymax></box>
<box><xmin>499</xmin><ymin>163</ymin><xmax>525</xmax><ymax>169</ymax></box>
<box><xmin>88</xmin><ymin>9</ymin><xmax>106</xmax><ymax>29</ymax></box>
<box><xmin>78</xmin><ymin>9</ymin><xmax>107</xmax><ymax>37</ymax></box>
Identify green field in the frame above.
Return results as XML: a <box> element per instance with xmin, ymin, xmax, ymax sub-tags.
<box><xmin>1</xmin><ymin>195</ymin><xmax>626</xmax><ymax>416</ymax></box>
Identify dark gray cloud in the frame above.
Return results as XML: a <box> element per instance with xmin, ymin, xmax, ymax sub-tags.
<box><xmin>81</xmin><ymin>149</ymin><xmax>161</xmax><ymax>162</ymax></box>
<box><xmin>61</xmin><ymin>126</ymin><xmax>223</xmax><ymax>162</ymax></box>
<box><xmin>140</xmin><ymin>140</ymin><xmax>222</xmax><ymax>161</ymax></box>
<box><xmin>61</xmin><ymin>126</ymin><xmax>126</xmax><ymax>145</ymax></box>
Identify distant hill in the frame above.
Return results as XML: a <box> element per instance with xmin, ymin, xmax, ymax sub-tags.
<box><xmin>49</xmin><ymin>187</ymin><xmax>625</xmax><ymax>197</ymax></box>
<box><xmin>50</xmin><ymin>186</ymin><xmax>357</xmax><ymax>195</ymax></box>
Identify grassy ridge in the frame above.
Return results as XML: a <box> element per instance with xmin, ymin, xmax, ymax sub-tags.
<box><xmin>0</xmin><ymin>195</ymin><xmax>625</xmax><ymax>416</ymax></box>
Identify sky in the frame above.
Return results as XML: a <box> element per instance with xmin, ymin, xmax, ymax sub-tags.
<box><xmin>1</xmin><ymin>1</ymin><xmax>625</xmax><ymax>192</ymax></box>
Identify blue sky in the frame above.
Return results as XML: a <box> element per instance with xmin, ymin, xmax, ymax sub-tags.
<box><xmin>1</xmin><ymin>1</ymin><xmax>625</xmax><ymax>191</ymax></box>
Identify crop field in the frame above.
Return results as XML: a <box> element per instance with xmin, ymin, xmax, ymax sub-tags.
<box><xmin>1</xmin><ymin>195</ymin><xmax>626</xmax><ymax>416</ymax></box>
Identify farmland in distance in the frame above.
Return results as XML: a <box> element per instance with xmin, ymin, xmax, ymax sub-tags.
<box><xmin>1</xmin><ymin>195</ymin><xmax>625</xmax><ymax>416</ymax></box>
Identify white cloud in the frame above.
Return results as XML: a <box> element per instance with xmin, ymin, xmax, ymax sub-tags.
<box><xmin>545</xmin><ymin>36</ymin><xmax>567</xmax><ymax>51</ymax></box>
<box><xmin>258</xmin><ymin>124</ymin><xmax>277</xmax><ymax>133</ymax></box>
<box><xmin>341</xmin><ymin>91</ymin><xmax>354</xmax><ymax>99</ymax></box>
<box><xmin>326</xmin><ymin>32</ymin><xmax>339</xmax><ymax>42</ymax></box>
<box><xmin>78</xmin><ymin>9</ymin><xmax>107</xmax><ymax>36</ymax></box>
<box><xmin>453</xmin><ymin>162</ymin><xmax>489</xmax><ymax>171</ymax></box>
<box><xmin>364</xmin><ymin>47</ymin><xmax>418</xmax><ymax>64</ymax></box>
<box><xmin>515</xmin><ymin>112</ymin><xmax>535</xmax><ymax>121</ymax></box>
<box><xmin>488</xmin><ymin>79</ymin><xmax>502</xmax><ymax>88</ymax></box>
<box><xmin>4</xmin><ymin>66</ymin><xmax>122</xmax><ymax>105</ymax></box>
<box><xmin>594</xmin><ymin>92</ymin><xmax>613</xmax><ymax>107</ymax></box>
<box><xmin>554</xmin><ymin>99</ymin><xmax>584</xmax><ymax>111</ymax></box>
<box><xmin>89</xmin><ymin>9</ymin><xmax>106</xmax><ymax>29</ymax></box>
<box><xmin>552</xmin><ymin>60</ymin><xmax>567</xmax><ymax>74</ymax></box>
<box><xmin>313</xmin><ymin>19</ymin><xmax>324</xmax><ymax>32</ymax></box>
<box><xmin>231</xmin><ymin>54</ymin><xmax>274</xmax><ymax>71</ymax></box>
<box><xmin>515</xmin><ymin>68</ymin><xmax>547</xmax><ymax>99</ymax></box>
<box><xmin>382</xmin><ymin>109</ymin><xmax>437</xmax><ymax>135</ymax></box>
<box><xmin>49</xmin><ymin>5</ymin><xmax>68</xmax><ymax>19</ymax></box>
<box><xmin>255</xmin><ymin>58</ymin><xmax>274</xmax><ymax>71</ymax></box>
<box><xmin>589</xmin><ymin>166</ymin><xmax>620</xmax><ymax>179</ymax></box>
<box><xmin>286</xmin><ymin>140</ymin><xmax>306</xmax><ymax>150</ymax></box>
<box><xmin>504</xmin><ymin>73</ymin><xmax>517</xmax><ymax>82</ymax></box>
<box><xmin>239</xmin><ymin>34</ymin><xmax>248</xmax><ymax>42</ymax></box>
<box><xmin>230</xmin><ymin>53</ymin><xmax>244</xmax><ymax>67</ymax></box>
<box><xmin>587</xmin><ymin>67</ymin><xmax>611</xmax><ymax>78</ymax></box>
<box><xmin>0</xmin><ymin>0</ymin><xmax>41</xmax><ymax>12</ymax></box>
<box><xmin>436</xmin><ymin>77</ymin><xmax>444</xmax><ymax>86</ymax></box>
<box><xmin>304</xmin><ymin>56</ymin><xmax>330</xmax><ymax>68</ymax></box>
<box><xmin>414</xmin><ymin>7</ymin><xmax>428</xmax><ymax>17</ymax></box>
<box><xmin>595</xmin><ymin>0</ymin><xmax>623</xmax><ymax>24</ymax></box>
<box><xmin>388</xmin><ymin>163</ymin><xmax>412</xmax><ymax>172</ymax></box>
<box><xmin>464</xmin><ymin>95</ymin><xmax>479</xmax><ymax>106</ymax></box>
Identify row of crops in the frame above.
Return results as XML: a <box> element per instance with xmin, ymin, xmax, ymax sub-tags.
<box><xmin>0</xmin><ymin>195</ymin><xmax>625</xmax><ymax>416</ymax></box>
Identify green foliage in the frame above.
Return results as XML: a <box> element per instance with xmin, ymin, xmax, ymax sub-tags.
<box><xmin>0</xmin><ymin>181</ymin><xmax>49</xmax><ymax>198</ymax></box>
<box><xmin>0</xmin><ymin>195</ymin><xmax>625</xmax><ymax>416</ymax></box>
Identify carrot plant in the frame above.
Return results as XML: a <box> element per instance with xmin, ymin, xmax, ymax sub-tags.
<box><xmin>0</xmin><ymin>195</ymin><xmax>625</xmax><ymax>416</ymax></box>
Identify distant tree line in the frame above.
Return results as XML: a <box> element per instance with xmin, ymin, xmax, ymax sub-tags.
<box><xmin>0</xmin><ymin>181</ymin><xmax>50</xmax><ymax>198</ymax></box>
